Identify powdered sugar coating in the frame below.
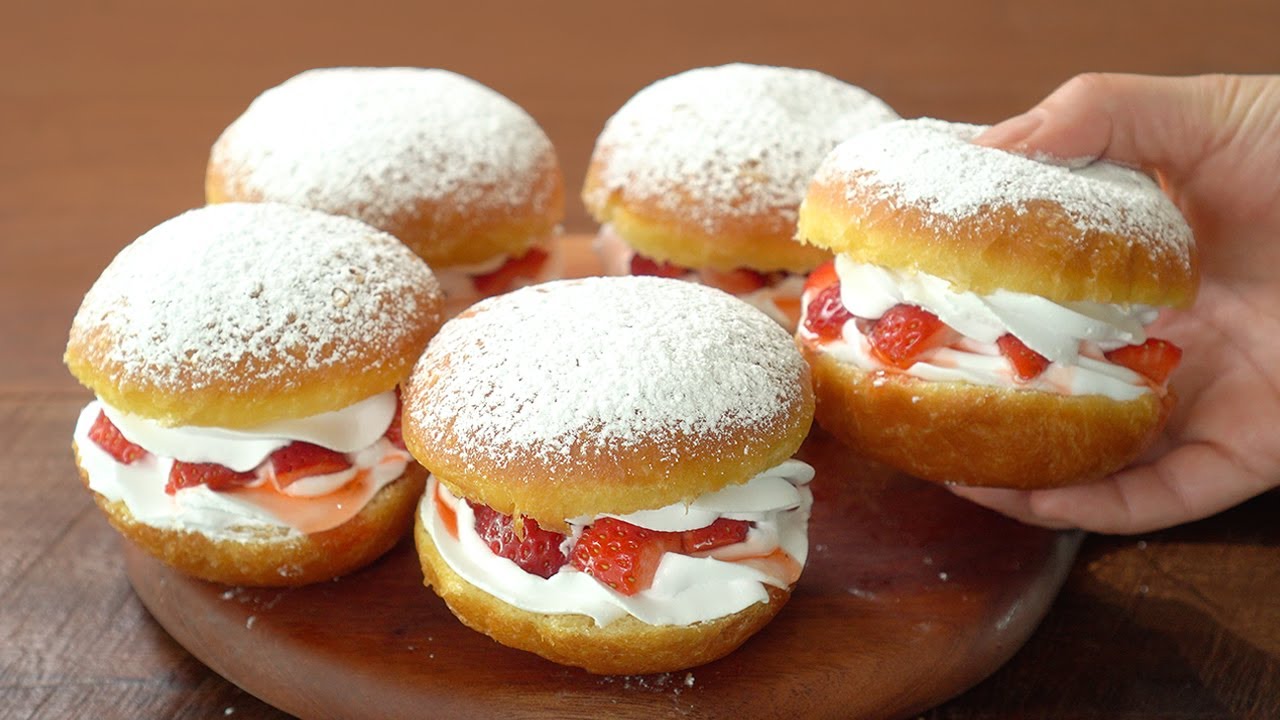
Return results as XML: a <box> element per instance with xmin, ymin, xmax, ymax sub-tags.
<box><xmin>210</xmin><ymin>67</ymin><xmax>558</xmax><ymax>229</ymax></box>
<box><xmin>70</xmin><ymin>203</ymin><xmax>441</xmax><ymax>395</ymax></box>
<box><xmin>814</xmin><ymin>118</ymin><xmax>1193</xmax><ymax>264</ymax></box>
<box><xmin>408</xmin><ymin>277</ymin><xmax>807</xmax><ymax>467</ymax></box>
<box><xmin>585</xmin><ymin>63</ymin><xmax>898</xmax><ymax>232</ymax></box>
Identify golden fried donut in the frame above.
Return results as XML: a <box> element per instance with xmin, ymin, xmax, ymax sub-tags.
<box><xmin>66</xmin><ymin>202</ymin><xmax>443</xmax><ymax>586</ymax></box>
<box><xmin>583</xmin><ymin>63</ymin><xmax>897</xmax><ymax>274</ymax></box>
<box><xmin>404</xmin><ymin>277</ymin><xmax>815</xmax><ymax>673</ymax></box>
<box><xmin>796</xmin><ymin>118</ymin><xmax>1198</xmax><ymax>488</ymax></box>
<box><xmin>207</xmin><ymin>67</ymin><xmax>565</xmax><ymax>302</ymax></box>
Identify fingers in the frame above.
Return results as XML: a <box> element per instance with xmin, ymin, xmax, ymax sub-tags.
<box><xmin>972</xmin><ymin>73</ymin><xmax>1234</xmax><ymax>185</ymax></box>
<box><xmin>950</xmin><ymin>440</ymin><xmax>1277</xmax><ymax>534</ymax></box>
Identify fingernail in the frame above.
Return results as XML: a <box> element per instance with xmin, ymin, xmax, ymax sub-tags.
<box><xmin>973</xmin><ymin>109</ymin><xmax>1047</xmax><ymax>148</ymax></box>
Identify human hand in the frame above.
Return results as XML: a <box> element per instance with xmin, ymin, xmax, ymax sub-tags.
<box><xmin>950</xmin><ymin>73</ymin><xmax>1280</xmax><ymax>534</ymax></box>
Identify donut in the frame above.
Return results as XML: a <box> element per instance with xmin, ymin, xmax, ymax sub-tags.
<box><xmin>583</xmin><ymin>63</ymin><xmax>898</xmax><ymax>329</ymax></box>
<box><xmin>65</xmin><ymin>203</ymin><xmax>444</xmax><ymax>586</ymax></box>
<box><xmin>206</xmin><ymin>67</ymin><xmax>565</xmax><ymax>312</ymax></box>
<box><xmin>402</xmin><ymin>277</ymin><xmax>815</xmax><ymax>674</ymax></box>
<box><xmin>795</xmin><ymin>118</ymin><xmax>1198</xmax><ymax>489</ymax></box>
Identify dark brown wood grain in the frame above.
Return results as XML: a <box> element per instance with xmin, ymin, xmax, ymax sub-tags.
<box><xmin>3</xmin><ymin>1</ymin><xmax>1279</xmax><ymax>718</ymax></box>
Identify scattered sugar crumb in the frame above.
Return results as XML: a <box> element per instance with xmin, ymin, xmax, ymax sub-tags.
<box><xmin>224</xmin><ymin>708</ymin><xmax>235</xmax><ymax>716</ymax></box>
<box><xmin>938</xmin><ymin>572</ymin><xmax>949</xmax><ymax>582</ymax></box>
<box><xmin>245</xmin><ymin>615</ymin><xmax>257</xmax><ymax>629</ymax></box>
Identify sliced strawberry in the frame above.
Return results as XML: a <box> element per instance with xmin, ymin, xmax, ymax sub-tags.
<box><xmin>699</xmin><ymin>267</ymin><xmax>770</xmax><ymax>295</ymax></box>
<box><xmin>385</xmin><ymin>392</ymin><xmax>406</xmax><ymax>450</ymax></box>
<box><xmin>629</xmin><ymin>254</ymin><xmax>688</xmax><ymax>279</ymax></box>
<box><xmin>166</xmin><ymin>461</ymin><xmax>257</xmax><ymax>495</ymax></box>
<box><xmin>570</xmin><ymin>517</ymin><xmax>681</xmax><ymax>596</ymax></box>
<box><xmin>472</xmin><ymin>247</ymin><xmax>549</xmax><ymax>297</ymax></box>
<box><xmin>681</xmin><ymin>518</ymin><xmax>750</xmax><ymax>554</ymax></box>
<box><xmin>1105</xmin><ymin>338</ymin><xmax>1183</xmax><ymax>385</ymax></box>
<box><xmin>997</xmin><ymin>334</ymin><xmax>1051</xmax><ymax>381</ymax></box>
<box><xmin>269</xmin><ymin>442</ymin><xmax>353</xmax><ymax>489</ymax></box>
<box><xmin>867</xmin><ymin>304</ymin><xmax>957</xmax><ymax>369</ymax></box>
<box><xmin>803</xmin><ymin>259</ymin><xmax>838</xmax><ymax>296</ymax></box>
<box><xmin>472</xmin><ymin>504</ymin><xmax>568</xmax><ymax>578</ymax></box>
<box><xmin>87</xmin><ymin>411</ymin><xmax>147</xmax><ymax>465</ymax></box>
<box><xmin>802</xmin><ymin>282</ymin><xmax>854</xmax><ymax>342</ymax></box>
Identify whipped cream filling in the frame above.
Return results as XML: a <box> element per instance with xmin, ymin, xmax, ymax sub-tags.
<box><xmin>800</xmin><ymin>258</ymin><xmax>1156</xmax><ymax>401</ymax></box>
<box><xmin>594</xmin><ymin>224</ymin><xmax>807</xmax><ymax>328</ymax></box>
<box><xmin>435</xmin><ymin>236</ymin><xmax>562</xmax><ymax>303</ymax></box>
<box><xmin>423</xmin><ymin>459</ymin><xmax>814</xmax><ymax>627</ymax></box>
<box><xmin>75</xmin><ymin>398</ymin><xmax>409</xmax><ymax>540</ymax></box>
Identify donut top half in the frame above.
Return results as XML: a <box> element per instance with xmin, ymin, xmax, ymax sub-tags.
<box><xmin>207</xmin><ymin>67</ymin><xmax>565</xmax><ymax>269</ymax></box>
<box><xmin>583</xmin><ymin>63</ymin><xmax>899</xmax><ymax>273</ymax></box>
<box><xmin>799</xmin><ymin>118</ymin><xmax>1198</xmax><ymax>308</ymax></box>
<box><xmin>65</xmin><ymin>203</ymin><xmax>444</xmax><ymax>429</ymax></box>
<box><xmin>402</xmin><ymin>276</ymin><xmax>815</xmax><ymax>525</ymax></box>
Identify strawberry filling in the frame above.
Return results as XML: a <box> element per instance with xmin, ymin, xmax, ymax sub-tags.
<box><xmin>627</xmin><ymin>253</ymin><xmax>786</xmax><ymax>296</ymax></box>
<box><xmin>801</xmin><ymin>265</ymin><xmax>1181</xmax><ymax>387</ymax></box>
<box><xmin>456</xmin><ymin>500</ymin><xmax>763</xmax><ymax>596</ymax></box>
<box><xmin>471</xmin><ymin>247</ymin><xmax>549</xmax><ymax>297</ymax></box>
<box><xmin>88</xmin><ymin>403</ymin><xmax>403</xmax><ymax>498</ymax></box>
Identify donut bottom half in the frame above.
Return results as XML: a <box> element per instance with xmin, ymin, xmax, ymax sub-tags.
<box><xmin>78</xmin><ymin>449</ymin><xmax>425</xmax><ymax>587</ymax></box>
<box><xmin>413</xmin><ymin>511</ymin><xmax>791</xmax><ymax>675</ymax></box>
<box><xmin>803</xmin><ymin>344</ymin><xmax>1173</xmax><ymax>489</ymax></box>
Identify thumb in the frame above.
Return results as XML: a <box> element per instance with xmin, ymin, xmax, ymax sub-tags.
<box><xmin>973</xmin><ymin>73</ymin><xmax>1236</xmax><ymax>186</ymax></box>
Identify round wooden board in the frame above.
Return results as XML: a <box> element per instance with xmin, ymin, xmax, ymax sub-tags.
<box><xmin>126</xmin><ymin>426</ymin><xmax>1080</xmax><ymax>720</ymax></box>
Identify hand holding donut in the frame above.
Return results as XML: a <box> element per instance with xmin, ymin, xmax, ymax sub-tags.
<box><xmin>952</xmin><ymin>73</ymin><xmax>1280</xmax><ymax>533</ymax></box>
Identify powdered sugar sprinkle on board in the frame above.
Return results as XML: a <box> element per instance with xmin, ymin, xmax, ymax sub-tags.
<box><xmin>409</xmin><ymin>277</ymin><xmax>806</xmax><ymax>465</ymax></box>
<box><xmin>211</xmin><ymin>67</ymin><xmax>558</xmax><ymax>228</ymax></box>
<box><xmin>586</xmin><ymin>63</ymin><xmax>898</xmax><ymax>232</ymax></box>
<box><xmin>71</xmin><ymin>203</ymin><xmax>440</xmax><ymax>393</ymax></box>
<box><xmin>814</xmin><ymin>118</ymin><xmax>1193</xmax><ymax>263</ymax></box>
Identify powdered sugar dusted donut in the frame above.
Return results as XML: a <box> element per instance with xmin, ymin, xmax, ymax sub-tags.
<box><xmin>207</xmin><ymin>67</ymin><xmax>565</xmax><ymax>304</ymax></box>
<box><xmin>65</xmin><ymin>202</ymin><xmax>443</xmax><ymax>586</ymax></box>
<box><xmin>796</xmin><ymin>118</ymin><xmax>1198</xmax><ymax>489</ymax></box>
<box><xmin>583</xmin><ymin>63</ymin><xmax>898</xmax><ymax>329</ymax></box>
<box><xmin>404</xmin><ymin>276</ymin><xmax>815</xmax><ymax>673</ymax></box>
<box><xmin>67</xmin><ymin>202</ymin><xmax>443</xmax><ymax>428</ymax></box>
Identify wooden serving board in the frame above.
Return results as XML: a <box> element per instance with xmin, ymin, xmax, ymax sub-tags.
<box><xmin>126</xmin><ymin>426</ymin><xmax>1080</xmax><ymax>720</ymax></box>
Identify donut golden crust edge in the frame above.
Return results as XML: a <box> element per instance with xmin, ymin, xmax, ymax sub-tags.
<box><xmin>802</xmin><ymin>343</ymin><xmax>1173</xmax><ymax>489</ymax></box>
<box><xmin>413</xmin><ymin>510</ymin><xmax>790</xmax><ymax>674</ymax></box>
<box><xmin>207</xmin><ymin>159</ymin><xmax>566</xmax><ymax>270</ymax></box>
<box><xmin>402</xmin><ymin>350</ymin><xmax>815</xmax><ymax>527</ymax></box>
<box><xmin>798</xmin><ymin>177</ymin><xmax>1199</xmax><ymax>309</ymax></box>
<box><xmin>583</xmin><ymin>156</ymin><xmax>829</xmax><ymax>274</ymax></box>
<box><xmin>80</xmin><ymin>447</ymin><xmax>426</xmax><ymax>587</ymax></box>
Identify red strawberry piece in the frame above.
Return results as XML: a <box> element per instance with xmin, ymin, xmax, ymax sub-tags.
<box><xmin>1105</xmin><ymin>338</ymin><xmax>1183</xmax><ymax>385</ymax></box>
<box><xmin>385</xmin><ymin>392</ymin><xmax>406</xmax><ymax>450</ymax></box>
<box><xmin>997</xmin><ymin>334</ymin><xmax>1051</xmax><ymax>381</ymax></box>
<box><xmin>570</xmin><ymin>517</ymin><xmax>682</xmax><ymax>596</ymax></box>
<box><xmin>699</xmin><ymin>267</ymin><xmax>770</xmax><ymax>295</ymax></box>
<box><xmin>867</xmin><ymin>304</ymin><xmax>958</xmax><ymax>369</ymax></box>
<box><xmin>472</xmin><ymin>504</ymin><xmax>568</xmax><ymax>578</ymax></box>
<box><xmin>166</xmin><ymin>461</ymin><xmax>257</xmax><ymax>495</ymax></box>
<box><xmin>681</xmin><ymin>518</ymin><xmax>751</xmax><ymax>554</ymax></box>
<box><xmin>802</xmin><ymin>282</ymin><xmax>854</xmax><ymax>342</ymax></box>
<box><xmin>472</xmin><ymin>246</ymin><xmax>550</xmax><ymax>296</ymax></box>
<box><xmin>803</xmin><ymin>259</ymin><xmax>839</xmax><ymax>296</ymax></box>
<box><xmin>87</xmin><ymin>411</ymin><xmax>147</xmax><ymax>464</ymax></box>
<box><xmin>269</xmin><ymin>442</ymin><xmax>353</xmax><ymax>489</ymax></box>
<box><xmin>629</xmin><ymin>254</ymin><xmax>688</xmax><ymax>279</ymax></box>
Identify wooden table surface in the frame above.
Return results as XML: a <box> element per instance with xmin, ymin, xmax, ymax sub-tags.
<box><xmin>3</xmin><ymin>2</ymin><xmax>1278</xmax><ymax>718</ymax></box>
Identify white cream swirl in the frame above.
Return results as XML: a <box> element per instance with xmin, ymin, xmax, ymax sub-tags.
<box><xmin>835</xmin><ymin>256</ymin><xmax>1158</xmax><ymax>364</ymax></box>
<box><xmin>422</xmin><ymin>459</ymin><xmax>814</xmax><ymax>627</ymax></box>
<box><xmin>75</xmin><ymin>397</ymin><xmax>409</xmax><ymax>539</ymax></box>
